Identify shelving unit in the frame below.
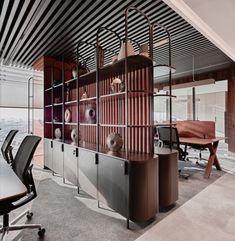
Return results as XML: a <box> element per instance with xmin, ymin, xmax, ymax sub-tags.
<box><xmin>42</xmin><ymin>6</ymin><xmax>162</xmax><ymax>229</ymax></box>
<box><xmin>42</xmin><ymin>57</ymin><xmax>79</xmax><ymax>186</ymax></box>
<box><xmin>93</xmin><ymin>8</ymin><xmax>158</xmax><ymax>227</ymax></box>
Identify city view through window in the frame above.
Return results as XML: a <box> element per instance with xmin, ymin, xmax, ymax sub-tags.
<box><xmin>0</xmin><ymin>64</ymin><xmax>43</xmax><ymax>166</ymax></box>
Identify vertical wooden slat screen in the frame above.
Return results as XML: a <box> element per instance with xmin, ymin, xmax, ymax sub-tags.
<box><xmin>97</xmin><ymin>58</ymin><xmax>153</xmax><ymax>155</ymax></box>
<box><xmin>79</xmin><ymin>73</ymin><xmax>97</xmax><ymax>147</ymax></box>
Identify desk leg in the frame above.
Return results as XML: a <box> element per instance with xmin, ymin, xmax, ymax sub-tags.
<box><xmin>213</xmin><ymin>141</ymin><xmax>222</xmax><ymax>171</ymax></box>
<box><xmin>204</xmin><ymin>141</ymin><xmax>221</xmax><ymax>178</ymax></box>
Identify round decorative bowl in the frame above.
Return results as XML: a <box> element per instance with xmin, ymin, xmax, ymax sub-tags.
<box><xmin>106</xmin><ymin>133</ymin><xmax>123</xmax><ymax>152</ymax></box>
<box><xmin>64</xmin><ymin>109</ymin><xmax>71</xmax><ymax>123</ymax></box>
<box><xmin>85</xmin><ymin>105</ymin><xmax>96</xmax><ymax>123</ymax></box>
<box><xmin>54</xmin><ymin>128</ymin><xmax>61</xmax><ymax>140</ymax></box>
<box><xmin>71</xmin><ymin>128</ymin><xmax>78</xmax><ymax>145</ymax></box>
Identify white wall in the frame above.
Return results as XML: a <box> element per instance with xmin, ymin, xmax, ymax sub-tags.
<box><xmin>163</xmin><ymin>0</ymin><xmax>235</xmax><ymax>60</ymax></box>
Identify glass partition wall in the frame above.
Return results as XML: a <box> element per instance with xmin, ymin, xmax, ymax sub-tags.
<box><xmin>154</xmin><ymin>80</ymin><xmax>227</xmax><ymax>137</ymax></box>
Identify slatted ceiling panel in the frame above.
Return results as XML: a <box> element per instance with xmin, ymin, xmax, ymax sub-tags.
<box><xmin>20</xmin><ymin>0</ymin><xmax>96</xmax><ymax>65</ymax></box>
<box><xmin>156</xmin><ymin>34</ymin><xmax>213</xmax><ymax>56</ymax></box>
<box><xmin>0</xmin><ymin>0</ymin><xmax>4</xmax><ymax>14</ymax></box>
<box><xmin>24</xmin><ymin>0</ymin><xmax>90</xmax><ymax>61</ymax></box>
<box><xmin>49</xmin><ymin>0</ymin><xmax>140</xmax><ymax>59</ymax></box>
<box><xmin>75</xmin><ymin>13</ymin><xmax>185</xmax><ymax>64</ymax></box>
<box><xmin>13</xmin><ymin>0</ymin><xmax>66</xmax><ymax>63</ymax></box>
<box><xmin>0</xmin><ymin>0</ymin><xmax>21</xmax><ymax>51</ymax></box>
<box><xmin>0</xmin><ymin>0</ymin><xmax>232</xmax><ymax>79</ymax></box>
<box><xmin>9</xmin><ymin>0</ymin><xmax>55</xmax><ymax>63</ymax></box>
<box><xmin>55</xmin><ymin>0</ymin><xmax>159</xmax><ymax>58</ymax></box>
<box><xmin>157</xmin><ymin>50</ymin><xmax>231</xmax><ymax>83</ymax></box>
<box><xmin>17</xmin><ymin>0</ymin><xmax>87</xmax><ymax>62</ymax></box>
<box><xmin>76</xmin><ymin>10</ymin><xmax>184</xmax><ymax>68</ymax></box>
<box><xmin>71</xmin><ymin>1</ymin><xmax>163</xmax><ymax>64</ymax></box>
<box><xmin>21</xmin><ymin>1</ymin><xmax>78</xmax><ymax>62</ymax></box>
<box><xmin>159</xmin><ymin>39</ymin><xmax>218</xmax><ymax>59</ymax></box>
<box><xmin>0</xmin><ymin>0</ymin><xmax>13</xmax><ymax>43</ymax></box>
<box><xmin>2</xmin><ymin>0</ymin><xmax>30</xmax><ymax>60</ymax></box>
<box><xmin>1</xmin><ymin>0</ymin><xmax>42</xmax><ymax>64</ymax></box>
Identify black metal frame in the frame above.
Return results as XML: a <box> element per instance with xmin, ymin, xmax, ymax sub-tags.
<box><xmin>124</xmin><ymin>6</ymin><xmax>153</xmax><ymax>229</ymax></box>
<box><xmin>152</xmin><ymin>22</ymin><xmax>173</xmax><ymax>149</ymax></box>
<box><xmin>95</xmin><ymin>27</ymin><xmax>121</xmax><ymax>154</ymax></box>
<box><xmin>27</xmin><ymin>76</ymin><xmax>34</xmax><ymax>134</ymax></box>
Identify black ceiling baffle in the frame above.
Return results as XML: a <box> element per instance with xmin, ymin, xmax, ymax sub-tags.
<box><xmin>0</xmin><ymin>0</ymin><xmax>231</xmax><ymax>78</ymax></box>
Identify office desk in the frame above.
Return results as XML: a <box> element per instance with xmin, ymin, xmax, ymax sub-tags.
<box><xmin>0</xmin><ymin>160</ymin><xmax>27</xmax><ymax>203</ymax></box>
<box><xmin>179</xmin><ymin>137</ymin><xmax>223</xmax><ymax>178</ymax></box>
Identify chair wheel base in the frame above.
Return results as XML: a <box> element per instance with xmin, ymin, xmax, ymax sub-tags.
<box><xmin>38</xmin><ymin>228</ymin><xmax>45</xmax><ymax>237</ymax></box>
<box><xmin>26</xmin><ymin>212</ymin><xmax>33</xmax><ymax>220</ymax></box>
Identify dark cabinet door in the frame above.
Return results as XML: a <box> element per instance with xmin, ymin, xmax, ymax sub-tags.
<box><xmin>44</xmin><ymin>138</ymin><xmax>53</xmax><ymax>169</ymax></box>
<box><xmin>98</xmin><ymin>154</ymin><xmax>128</xmax><ymax>218</ymax></box>
<box><xmin>78</xmin><ymin>149</ymin><xmax>97</xmax><ymax>199</ymax></box>
<box><xmin>64</xmin><ymin>144</ymin><xmax>78</xmax><ymax>186</ymax></box>
<box><xmin>52</xmin><ymin>141</ymin><xmax>64</xmax><ymax>176</ymax></box>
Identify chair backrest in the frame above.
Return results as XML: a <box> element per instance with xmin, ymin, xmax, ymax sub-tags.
<box><xmin>12</xmin><ymin>135</ymin><xmax>41</xmax><ymax>186</ymax></box>
<box><xmin>1</xmin><ymin>130</ymin><xmax>18</xmax><ymax>163</ymax></box>
<box><xmin>157</xmin><ymin>127</ymin><xmax>180</xmax><ymax>150</ymax></box>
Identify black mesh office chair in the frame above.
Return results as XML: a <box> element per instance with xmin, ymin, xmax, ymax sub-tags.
<box><xmin>0</xmin><ymin>135</ymin><xmax>45</xmax><ymax>239</ymax></box>
<box><xmin>186</xmin><ymin>144</ymin><xmax>208</xmax><ymax>166</ymax></box>
<box><xmin>157</xmin><ymin>127</ymin><xmax>189</xmax><ymax>179</ymax></box>
<box><xmin>1</xmin><ymin>130</ymin><xmax>18</xmax><ymax>164</ymax></box>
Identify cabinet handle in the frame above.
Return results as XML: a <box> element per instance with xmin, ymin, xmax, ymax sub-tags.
<box><xmin>73</xmin><ymin>149</ymin><xmax>78</xmax><ymax>157</ymax></box>
<box><xmin>61</xmin><ymin>144</ymin><xmax>64</xmax><ymax>152</ymax></box>
<box><xmin>124</xmin><ymin>161</ymin><xmax>128</xmax><ymax>175</ymax></box>
<box><xmin>95</xmin><ymin>153</ymin><xmax>99</xmax><ymax>165</ymax></box>
<box><xmin>51</xmin><ymin>141</ymin><xmax>53</xmax><ymax>148</ymax></box>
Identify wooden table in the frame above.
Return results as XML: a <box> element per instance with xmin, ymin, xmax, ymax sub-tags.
<box><xmin>179</xmin><ymin>137</ymin><xmax>223</xmax><ymax>178</ymax></box>
<box><xmin>0</xmin><ymin>159</ymin><xmax>27</xmax><ymax>203</ymax></box>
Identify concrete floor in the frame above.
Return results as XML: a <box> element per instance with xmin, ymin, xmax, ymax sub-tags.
<box><xmin>136</xmin><ymin>170</ymin><xmax>235</xmax><ymax>241</ymax></box>
<box><xmin>136</xmin><ymin>142</ymin><xmax>235</xmax><ymax>241</ymax></box>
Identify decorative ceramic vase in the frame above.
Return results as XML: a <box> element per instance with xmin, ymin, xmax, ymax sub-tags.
<box><xmin>54</xmin><ymin>97</ymin><xmax>61</xmax><ymax>104</ymax></box>
<box><xmin>139</xmin><ymin>43</ymin><xmax>149</xmax><ymax>57</ymax></box>
<box><xmin>117</xmin><ymin>40</ymin><xmax>135</xmax><ymax>60</ymax></box>
<box><xmin>53</xmin><ymin>116</ymin><xmax>59</xmax><ymax>122</ymax></box>
<box><xmin>64</xmin><ymin>109</ymin><xmax>71</xmax><ymax>123</ymax></box>
<box><xmin>81</xmin><ymin>91</ymin><xmax>88</xmax><ymax>99</ymax></box>
<box><xmin>72</xmin><ymin>68</ymin><xmax>77</xmax><ymax>78</ymax></box>
<box><xmin>110</xmin><ymin>82</ymin><xmax>115</xmax><ymax>94</ymax></box>
<box><xmin>81</xmin><ymin>86</ymin><xmax>89</xmax><ymax>99</ymax></box>
<box><xmin>85</xmin><ymin>105</ymin><xmax>96</xmax><ymax>123</ymax></box>
<box><xmin>72</xmin><ymin>64</ymin><xmax>89</xmax><ymax>78</ymax></box>
<box><xmin>119</xmin><ymin>81</ymin><xmax>125</xmax><ymax>92</ymax></box>
<box><xmin>54</xmin><ymin>128</ymin><xmax>61</xmax><ymax>140</ymax></box>
<box><xmin>112</xmin><ymin>55</ymin><xmax>118</xmax><ymax>63</ymax></box>
<box><xmin>53</xmin><ymin>79</ymin><xmax>61</xmax><ymax>86</ymax></box>
<box><xmin>106</xmin><ymin>133</ymin><xmax>123</xmax><ymax>152</ymax></box>
<box><xmin>71</xmin><ymin>128</ymin><xmax>78</xmax><ymax>145</ymax></box>
<box><xmin>65</xmin><ymin>83</ymin><xmax>70</xmax><ymax>102</ymax></box>
<box><xmin>110</xmin><ymin>78</ymin><xmax>125</xmax><ymax>93</ymax></box>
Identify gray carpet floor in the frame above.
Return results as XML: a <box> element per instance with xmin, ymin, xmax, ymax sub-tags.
<box><xmin>4</xmin><ymin>160</ymin><xmax>225</xmax><ymax>241</ymax></box>
<box><xmin>20</xmin><ymin>178</ymin><xmax>144</xmax><ymax>241</ymax></box>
